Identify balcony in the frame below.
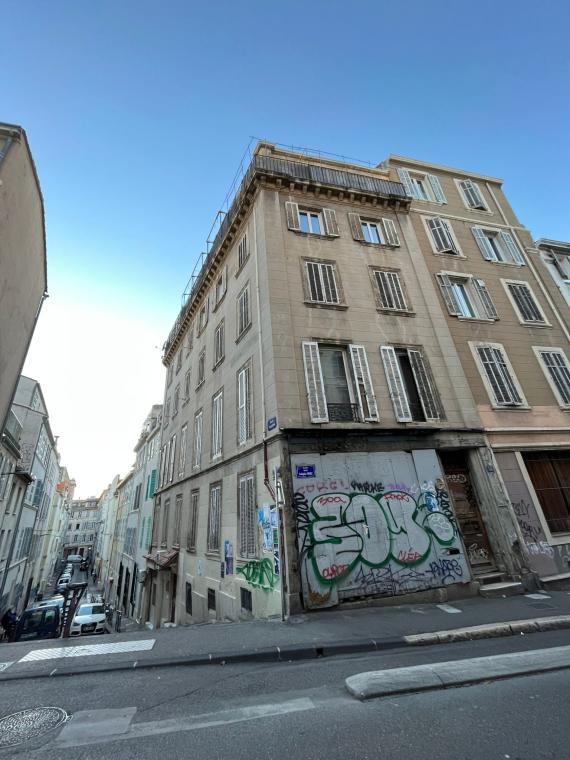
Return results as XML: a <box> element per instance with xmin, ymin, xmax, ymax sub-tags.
<box><xmin>327</xmin><ymin>403</ymin><xmax>361</xmax><ymax>423</ymax></box>
<box><xmin>2</xmin><ymin>409</ymin><xmax>22</xmax><ymax>459</ymax></box>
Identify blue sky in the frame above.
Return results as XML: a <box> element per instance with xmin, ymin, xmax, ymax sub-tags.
<box><xmin>5</xmin><ymin>0</ymin><xmax>569</xmax><ymax>495</ymax></box>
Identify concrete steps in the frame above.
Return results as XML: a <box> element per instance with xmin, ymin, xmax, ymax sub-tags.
<box><xmin>478</xmin><ymin>581</ymin><xmax>524</xmax><ymax>598</ymax></box>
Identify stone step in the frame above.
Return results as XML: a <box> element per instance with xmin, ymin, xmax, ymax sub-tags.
<box><xmin>479</xmin><ymin>581</ymin><xmax>524</xmax><ymax>599</ymax></box>
<box><xmin>475</xmin><ymin>571</ymin><xmax>507</xmax><ymax>585</ymax></box>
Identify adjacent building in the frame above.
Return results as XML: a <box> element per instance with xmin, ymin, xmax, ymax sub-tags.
<box><xmin>64</xmin><ymin>497</ymin><xmax>99</xmax><ymax>561</ymax></box>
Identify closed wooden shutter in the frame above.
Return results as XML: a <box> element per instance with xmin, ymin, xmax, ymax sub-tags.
<box><xmin>436</xmin><ymin>273</ymin><xmax>462</xmax><ymax>315</ymax></box>
<box><xmin>408</xmin><ymin>349</ymin><xmax>441</xmax><ymax>421</ymax></box>
<box><xmin>323</xmin><ymin>208</ymin><xmax>340</xmax><ymax>237</ymax></box>
<box><xmin>427</xmin><ymin>174</ymin><xmax>447</xmax><ymax>204</ymax></box>
<box><xmin>238</xmin><ymin>365</ymin><xmax>251</xmax><ymax>443</ymax></box>
<box><xmin>285</xmin><ymin>202</ymin><xmax>300</xmax><ymax>231</ymax></box>
<box><xmin>472</xmin><ymin>227</ymin><xmax>495</xmax><ymax>260</ymax></box>
<box><xmin>349</xmin><ymin>345</ymin><xmax>379</xmax><ymax>421</ymax></box>
<box><xmin>380</xmin><ymin>346</ymin><xmax>412</xmax><ymax>422</ymax></box>
<box><xmin>499</xmin><ymin>230</ymin><xmax>525</xmax><ymax>265</ymax></box>
<box><xmin>302</xmin><ymin>341</ymin><xmax>329</xmax><ymax>423</ymax></box>
<box><xmin>239</xmin><ymin>474</ymin><xmax>256</xmax><ymax>557</ymax></box>
<box><xmin>382</xmin><ymin>218</ymin><xmax>400</xmax><ymax>246</ymax></box>
<box><xmin>397</xmin><ymin>168</ymin><xmax>416</xmax><ymax>199</ymax></box>
<box><xmin>348</xmin><ymin>212</ymin><xmax>365</xmax><ymax>241</ymax></box>
<box><xmin>473</xmin><ymin>279</ymin><xmax>499</xmax><ymax>319</ymax></box>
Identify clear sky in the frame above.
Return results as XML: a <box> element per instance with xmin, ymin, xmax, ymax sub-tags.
<box><xmin>5</xmin><ymin>0</ymin><xmax>569</xmax><ymax>497</ymax></box>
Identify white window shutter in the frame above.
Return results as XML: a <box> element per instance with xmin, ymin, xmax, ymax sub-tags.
<box><xmin>472</xmin><ymin>227</ymin><xmax>495</xmax><ymax>261</ymax></box>
<box><xmin>380</xmin><ymin>346</ymin><xmax>412</xmax><ymax>422</ymax></box>
<box><xmin>435</xmin><ymin>274</ymin><xmax>462</xmax><ymax>315</ymax></box>
<box><xmin>397</xmin><ymin>168</ymin><xmax>417</xmax><ymax>199</ymax></box>
<box><xmin>499</xmin><ymin>230</ymin><xmax>525</xmax><ymax>265</ymax></box>
<box><xmin>302</xmin><ymin>341</ymin><xmax>329</xmax><ymax>423</ymax></box>
<box><xmin>348</xmin><ymin>212</ymin><xmax>365</xmax><ymax>241</ymax></box>
<box><xmin>323</xmin><ymin>208</ymin><xmax>340</xmax><ymax>237</ymax></box>
<box><xmin>408</xmin><ymin>350</ymin><xmax>441</xmax><ymax>421</ymax></box>
<box><xmin>427</xmin><ymin>174</ymin><xmax>447</xmax><ymax>204</ymax></box>
<box><xmin>382</xmin><ymin>218</ymin><xmax>400</xmax><ymax>246</ymax></box>
<box><xmin>349</xmin><ymin>345</ymin><xmax>379</xmax><ymax>422</ymax></box>
<box><xmin>473</xmin><ymin>279</ymin><xmax>499</xmax><ymax>319</ymax></box>
<box><xmin>285</xmin><ymin>201</ymin><xmax>300</xmax><ymax>231</ymax></box>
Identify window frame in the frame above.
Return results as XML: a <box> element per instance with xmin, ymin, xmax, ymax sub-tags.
<box><xmin>302</xmin><ymin>258</ymin><xmax>345</xmax><ymax>307</ymax></box>
<box><xmin>238</xmin><ymin>471</ymin><xmax>256</xmax><ymax>558</ymax></box>
<box><xmin>472</xmin><ymin>227</ymin><xmax>525</xmax><ymax>266</ymax></box>
<box><xmin>213</xmin><ymin>266</ymin><xmax>227</xmax><ymax>309</ymax></box>
<box><xmin>211</xmin><ymin>389</ymin><xmax>224</xmax><ymax>461</ymax></box>
<box><xmin>397</xmin><ymin>168</ymin><xmax>447</xmax><ymax>205</ymax></box>
<box><xmin>207</xmin><ymin>482</ymin><xmax>222</xmax><ymax>553</ymax></box>
<box><xmin>187</xmin><ymin>489</ymin><xmax>199</xmax><ymax>552</ymax></box>
<box><xmin>178</xmin><ymin>423</ymin><xmax>188</xmax><ymax>477</ymax></box>
<box><xmin>436</xmin><ymin>271</ymin><xmax>498</xmax><ymax>321</ymax></box>
<box><xmin>469</xmin><ymin>341</ymin><xmax>529</xmax><ymax>409</ymax></box>
<box><xmin>197</xmin><ymin>298</ymin><xmax>209</xmax><ymax>336</ymax></box>
<box><xmin>422</xmin><ymin>215</ymin><xmax>464</xmax><ymax>257</ymax></box>
<box><xmin>237</xmin><ymin>360</ymin><xmax>253</xmax><ymax>445</ymax></box>
<box><xmin>455</xmin><ymin>178</ymin><xmax>491</xmax><ymax>213</ymax></box>
<box><xmin>380</xmin><ymin>345</ymin><xmax>443</xmax><ymax>423</ymax></box>
<box><xmin>214</xmin><ymin>319</ymin><xmax>225</xmax><ymax>367</ymax></box>
<box><xmin>533</xmin><ymin>346</ymin><xmax>570</xmax><ymax>409</ymax></box>
<box><xmin>192</xmin><ymin>409</ymin><xmax>203</xmax><ymax>470</ymax></box>
<box><xmin>183</xmin><ymin>369</ymin><xmax>191</xmax><ymax>404</ymax></box>
<box><xmin>237</xmin><ymin>233</ymin><xmax>249</xmax><ymax>272</ymax></box>
<box><xmin>196</xmin><ymin>348</ymin><xmax>206</xmax><ymax>389</ymax></box>
<box><xmin>236</xmin><ymin>282</ymin><xmax>252</xmax><ymax>340</ymax></box>
<box><xmin>369</xmin><ymin>267</ymin><xmax>412</xmax><ymax>314</ymax></box>
<box><xmin>502</xmin><ymin>279</ymin><xmax>550</xmax><ymax>326</ymax></box>
<box><xmin>517</xmin><ymin>450</ymin><xmax>570</xmax><ymax>543</ymax></box>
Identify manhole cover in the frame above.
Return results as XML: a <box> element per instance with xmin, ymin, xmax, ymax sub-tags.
<box><xmin>0</xmin><ymin>707</ymin><xmax>68</xmax><ymax>748</ymax></box>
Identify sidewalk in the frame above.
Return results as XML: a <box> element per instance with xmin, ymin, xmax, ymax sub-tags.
<box><xmin>1</xmin><ymin>590</ymin><xmax>570</xmax><ymax>681</ymax></box>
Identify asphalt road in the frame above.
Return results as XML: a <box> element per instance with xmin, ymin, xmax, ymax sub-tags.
<box><xmin>1</xmin><ymin>629</ymin><xmax>569</xmax><ymax>759</ymax></box>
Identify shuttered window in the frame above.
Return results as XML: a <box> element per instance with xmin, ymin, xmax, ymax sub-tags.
<box><xmin>197</xmin><ymin>297</ymin><xmax>209</xmax><ymax>334</ymax></box>
<box><xmin>380</xmin><ymin>346</ymin><xmax>443</xmax><ymax>422</ymax></box>
<box><xmin>285</xmin><ymin>202</ymin><xmax>339</xmax><ymax>237</ymax></box>
<box><xmin>178</xmin><ymin>424</ymin><xmax>188</xmax><ymax>477</ymax></box>
<box><xmin>302</xmin><ymin>341</ymin><xmax>329</xmax><ymax>423</ymax></box>
<box><xmin>148</xmin><ymin>469</ymin><xmax>157</xmax><ymax>499</ymax></box>
<box><xmin>192</xmin><ymin>410</ymin><xmax>203</xmax><ymax>468</ymax></box>
<box><xmin>397</xmin><ymin>168</ymin><xmax>447</xmax><ymax>204</ymax></box>
<box><xmin>373</xmin><ymin>269</ymin><xmax>409</xmax><ymax>312</ymax></box>
<box><xmin>197</xmin><ymin>349</ymin><xmax>206</xmax><ymax>388</ymax></box>
<box><xmin>214</xmin><ymin>320</ymin><xmax>225</xmax><ymax>365</ymax></box>
<box><xmin>380</xmin><ymin>346</ymin><xmax>412</xmax><ymax>422</ymax></box>
<box><xmin>472</xmin><ymin>227</ymin><xmax>525</xmax><ymax>265</ymax></box>
<box><xmin>238</xmin><ymin>473</ymin><xmax>256</xmax><ymax>557</ymax></box>
<box><xmin>426</xmin><ymin>217</ymin><xmax>459</xmax><ymax>254</ymax></box>
<box><xmin>506</xmin><ymin>282</ymin><xmax>545</xmax><ymax>323</ymax></box>
<box><xmin>237</xmin><ymin>284</ymin><xmax>251</xmax><ymax>337</ymax></box>
<box><xmin>305</xmin><ymin>261</ymin><xmax>340</xmax><ymax>304</ymax></box>
<box><xmin>161</xmin><ymin>498</ymin><xmax>170</xmax><ymax>545</ymax></box>
<box><xmin>457</xmin><ymin>179</ymin><xmax>487</xmax><ymax>210</ymax></box>
<box><xmin>536</xmin><ymin>349</ymin><xmax>570</xmax><ymax>407</ymax></box>
<box><xmin>237</xmin><ymin>363</ymin><xmax>252</xmax><ymax>444</ymax></box>
<box><xmin>436</xmin><ymin>274</ymin><xmax>498</xmax><ymax>320</ymax></box>
<box><xmin>211</xmin><ymin>390</ymin><xmax>223</xmax><ymax>460</ymax></box>
<box><xmin>214</xmin><ymin>266</ymin><xmax>227</xmax><ymax>305</ymax></box>
<box><xmin>184</xmin><ymin>369</ymin><xmax>191</xmax><ymax>402</ymax></box>
<box><xmin>238</xmin><ymin>234</ymin><xmax>249</xmax><ymax>270</ymax></box>
<box><xmin>348</xmin><ymin>214</ymin><xmax>400</xmax><ymax>246</ymax></box>
<box><xmin>349</xmin><ymin>345</ymin><xmax>379</xmax><ymax>421</ymax></box>
<box><xmin>207</xmin><ymin>484</ymin><xmax>222</xmax><ymax>552</ymax></box>
<box><xmin>174</xmin><ymin>494</ymin><xmax>182</xmax><ymax>545</ymax></box>
<box><xmin>168</xmin><ymin>434</ymin><xmax>176</xmax><ymax>483</ymax></box>
<box><xmin>187</xmin><ymin>490</ymin><xmax>199</xmax><ymax>551</ymax></box>
<box><xmin>475</xmin><ymin>345</ymin><xmax>523</xmax><ymax>406</ymax></box>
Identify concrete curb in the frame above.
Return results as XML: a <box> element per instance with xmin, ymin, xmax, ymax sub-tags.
<box><xmin>345</xmin><ymin>643</ymin><xmax>570</xmax><ymax>700</ymax></box>
<box><xmin>403</xmin><ymin>614</ymin><xmax>570</xmax><ymax>646</ymax></box>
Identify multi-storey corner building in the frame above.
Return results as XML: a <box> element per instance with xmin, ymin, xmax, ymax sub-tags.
<box><xmin>385</xmin><ymin>156</ymin><xmax>570</xmax><ymax>587</ymax></box>
<box><xmin>64</xmin><ymin>497</ymin><xmax>99</xmax><ymax>561</ymax></box>
<box><xmin>149</xmin><ymin>142</ymin><xmax>555</xmax><ymax>627</ymax></box>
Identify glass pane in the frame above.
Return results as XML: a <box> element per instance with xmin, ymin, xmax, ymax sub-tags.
<box><xmin>370</xmin><ymin>224</ymin><xmax>381</xmax><ymax>244</ymax></box>
<box><xmin>361</xmin><ymin>222</ymin><xmax>372</xmax><ymax>243</ymax></box>
<box><xmin>299</xmin><ymin>212</ymin><xmax>310</xmax><ymax>234</ymax></box>
<box><xmin>319</xmin><ymin>348</ymin><xmax>351</xmax><ymax>404</ymax></box>
<box><xmin>309</xmin><ymin>213</ymin><xmax>321</xmax><ymax>235</ymax></box>
<box><xmin>451</xmin><ymin>282</ymin><xmax>475</xmax><ymax>317</ymax></box>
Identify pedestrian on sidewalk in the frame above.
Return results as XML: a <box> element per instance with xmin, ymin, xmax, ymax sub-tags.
<box><xmin>1</xmin><ymin>609</ymin><xmax>17</xmax><ymax>642</ymax></box>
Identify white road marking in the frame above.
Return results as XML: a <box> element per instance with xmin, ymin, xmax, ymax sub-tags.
<box><xmin>19</xmin><ymin>639</ymin><xmax>155</xmax><ymax>662</ymax></box>
<box><xmin>0</xmin><ymin>662</ymin><xmax>13</xmax><ymax>672</ymax></box>
<box><xmin>55</xmin><ymin>698</ymin><xmax>316</xmax><ymax>747</ymax></box>
<box><xmin>525</xmin><ymin>593</ymin><xmax>552</xmax><ymax>600</ymax></box>
<box><xmin>437</xmin><ymin>604</ymin><xmax>462</xmax><ymax>614</ymax></box>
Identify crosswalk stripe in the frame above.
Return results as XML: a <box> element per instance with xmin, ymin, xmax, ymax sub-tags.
<box><xmin>19</xmin><ymin>639</ymin><xmax>155</xmax><ymax>662</ymax></box>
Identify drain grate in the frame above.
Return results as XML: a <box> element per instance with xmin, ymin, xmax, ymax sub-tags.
<box><xmin>0</xmin><ymin>707</ymin><xmax>68</xmax><ymax>748</ymax></box>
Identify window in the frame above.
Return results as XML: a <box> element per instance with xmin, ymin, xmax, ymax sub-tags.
<box><xmin>302</xmin><ymin>342</ymin><xmax>378</xmax><ymax>423</ymax></box>
<box><xmin>174</xmin><ymin>494</ymin><xmax>182</xmax><ymax>546</ymax></box>
<box><xmin>133</xmin><ymin>483</ymin><xmax>142</xmax><ymax>510</ymax></box>
<box><xmin>211</xmin><ymin>390</ymin><xmax>223</xmax><ymax>459</ymax></box>
<box><xmin>237</xmin><ymin>234</ymin><xmax>249</xmax><ymax>270</ymax></box>
<box><xmin>192</xmin><ymin>410</ymin><xmax>203</xmax><ymax>469</ymax></box>
<box><xmin>348</xmin><ymin>214</ymin><xmax>400</xmax><ymax>246</ymax></box>
<box><xmin>207</xmin><ymin>588</ymin><xmax>216</xmax><ymax>611</ymax></box>
<box><xmin>522</xmin><ymin>451</ymin><xmax>570</xmax><ymax>534</ymax></box>
<box><xmin>285</xmin><ymin>202</ymin><xmax>339</xmax><ymax>237</ymax></box>
<box><xmin>179</xmin><ymin>424</ymin><xmax>188</xmax><ymax>477</ymax></box>
<box><xmin>534</xmin><ymin>348</ymin><xmax>570</xmax><ymax>408</ymax></box>
<box><xmin>237</xmin><ymin>362</ymin><xmax>252</xmax><ymax>444</ymax></box>
<box><xmin>185</xmin><ymin>323</ymin><xmax>194</xmax><ymax>356</ymax></box>
<box><xmin>503</xmin><ymin>280</ymin><xmax>547</xmax><ymax>324</ymax></box>
<box><xmin>173</xmin><ymin>385</ymin><xmax>180</xmax><ymax>416</ymax></box>
<box><xmin>237</xmin><ymin>284</ymin><xmax>251</xmax><ymax>338</ymax></box>
<box><xmin>197</xmin><ymin>298</ymin><xmax>209</xmax><ymax>335</ymax></box>
<box><xmin>436</xmin><ymin>273</ymin><xmax>498</xmax><ymax>320</ymax></box>
<box><xmin>397</xmin><ymin>168</ymin><xmax>447</xmax><ymax>204</ymax></box>
<box><xmin>472</xmin><ymin>227</ymin><xmax>524</xmax><ymax>265</ymax></box>
<box><xmin>380</xmin><ymin>346</ymin><xmax>443</xmax><ymax>422</ymax></box>
<box><xmin>187</xmin><ymin>490</ymin><xmax>199</xmax><ymax>551</ymax></box>
<box><xmin>207</xmin><ymin>483</ymin><xmax>222</xmax><ymax>552</ymax></box>
<box><xmin>424</xmin><ymin>217</ymin><xmax>460</xmax><ymax>255</ymax></box>
<box><xmin>176</xmin><ymin>349</ymin><xmax>182</xmax><ymax>374</ymax></box>
<box><xmin>456</xmin><ymin>178</ymin><xmax>488</xmax><ymax>211</ymax></box>
<box><xmin>161</xmin><ymin>498</ymin><xmax>170</xmax><ymax>545</ymax></box>
<box><xmin>197</xmin><ymin>348</ymin><xmax>206</xmax><ymax>388</ymax></box>
<box><xmin>164</xmin><ymin>398</ymin><xmax>171</xmax><ymax>426</ymax></box>
<box><xmin>146</xmin><ymin>469</ymin><xmax>157</xmax><ymax>499</ymax></box>
<box><xmin>371</xmin><ymin>269</ymin><xmax>410</xmax><ymax>312</ymax></box>
<box><xmin>214</xmin><ymin>266</ymin><xmax>227</xmax><ymax>306</ymax></box>
<box><xmin>470</xmin><ymin>342</ymin><xmax>526</xmax><ymax>407</ymax></box>
<box><xmin>238</xmin><ymin>473</ymin><xmax>256</xmax><ymax>557</ymax></box>
<box><xmin>214</xmin><ymin>321</ymin><xmax>225</xmax><ymax>365</ymax></box>
<box><xmin>305</xmin><ymin>260</ymin><xmax>341</xmax><ymax>305</ymax></box>
<box><xmin>185</xmin><ymin>582</ymin><xmax>193</xmax><ymax>615</ymax></box>
<box><xmin>183</xmin><ymin>369</ymin><xmax>191</xmax><ymax>403</ymax></box>
<box><xmin>240</xmin><ymin>587</ymin><xmax>252</xmax><ymax>613</ymax></box>
<box><xmin>168</xmin><ymin>434</ymin><xmax>176</xmax><ymax>482</ymax></box>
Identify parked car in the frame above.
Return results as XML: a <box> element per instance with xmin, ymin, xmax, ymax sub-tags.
<box><xmin>30</xmin><ymin>595</ymin><xmax>65</xmax><ymax>612</ymax></box>
<box><xmin>15</xmin><ymin>606</ymin><xmax>61</xmax><ymax>641</ymax></box>
<box><xmin>66</xmin><ymin>554</ymin><xmax>83</xmax><ymax>564</ymax></box>
<box><xmin>55</xmin><ymin>577</ymin><xmax>71</xmax><ymax>594</ymax></box>
<box><xmin>65</xmin><ymin>564</ymin><xmax>74</xmax><ymax>576</ymax></box>
<box><xmin>70</xmin><ymin>603</ymin><xmax>106</xmax><ymax>636</ymax></box>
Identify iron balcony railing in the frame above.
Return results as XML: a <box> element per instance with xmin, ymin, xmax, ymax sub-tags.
<box><xmin>163</xmin><ymin>153</ymin><xmax>408</xmax><ymax>357</ymax></box>
<box><xmin>327</xmin><ymin>403</ymin><xmax>361</xmax><ymax>423</ymax></box>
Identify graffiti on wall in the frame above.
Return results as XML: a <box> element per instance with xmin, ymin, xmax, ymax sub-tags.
<box><xmin>237</xmin><ymin>558</ymin><xmax>278</xmax><ymax>592</ymax></box>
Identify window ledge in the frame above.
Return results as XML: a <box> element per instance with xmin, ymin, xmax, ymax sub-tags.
<box><xmin>205</xmin><ymin>551</ymin><xmax>221</xmax><ymax>558</ymax></box>
<box><xmin>489</xmin><ymin>260</ymin><xmax>524</xmax><ymax>268</ymax></box>
<box><xmin>492</xmin><ymin>404</ymin><xmax>532</xmax><ymax>411</ymax></box>
<box><xmin>293</xmin><ymin>231</ymin><xmax>335</xmax><ymax>240</ymax></box>
<box><xmin>195</xmin><ymin>380</ymin><xmax>205</xmax><ymax>391</ymax></box>
<box><xmin>519</xmin><ymin>322</ymin><xmax>552</xmax><ymax>329</ymax></box>
<box><xmin>212</xmin><ymin>358</ymin><xmax>225</xmax><ymax>371</ymax></box>
<box><xmin>433</xmin><ymin>251</ymin><xmax>466</xmax><ymax>259</ymax></box>
<box><xmin>377</xmin><ymin>308</ymin><xmax>415</xmax><ymax>317</ymax></box>
<box><xmin>357</xmin><ymin>241</ymin><xmax>400</xmax><ymax>250</ymax></box>
<box><xmin>235</xmin><ymin>257</ymin><xmax>251</xmax><ymax>278</ymax></box>
<box><xmin>211</xmin><ymin>294</ymin><xmax>227</xmax><ymax>313</ymax></box>
<box><xmin>236</xmin><ymin>323</ymin><xmax>253</xmax><ymax>344</ymax></box>
<box><xmin>304</xmin><ymin>301</ymin><xmax>348</xmax><ymax>311</ymax></box>
<box><xmin>457</xmin><ymin>316</ymin><xmax>496</xmax><ymax>324</ymax></box>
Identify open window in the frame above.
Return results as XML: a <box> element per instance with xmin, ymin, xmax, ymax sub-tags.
<box><xmin>380</xmin><ymin>346</ymin><xmax>443</xmax><ymax>422</ymax></box>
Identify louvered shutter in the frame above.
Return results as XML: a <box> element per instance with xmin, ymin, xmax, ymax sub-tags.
<box><xmin>499</xmin><ymin>230</ymin><xmax>524</xmax><ymax>265</ymax></box>
<box><xmin>348</xmin><ymin>212</ymin><xmax>365</xmax><ymax>241</ymax></box>
<box><xmin>473</xmin><ymin>279</ymin><xmax>499</xmax><ymax>319</ymax></box>
<box><xmin>238</xmin><ymin>365</ymin><xmax>251</xmax><ymax>443</ymax></box>
<box><xmin>149</xmin><ymin>469</ymin><xmax>157</xmax><ymax>497</ymax></box>
<box><xmin>472</xmin><ymin>227</ymin><xmax>495</xmax><ymax>261</ymax></box>
<box><xmin>408</xmin><ymin>350</ymin><xmax>441</xmax><ymax>421</ymax></box>
<box><xmin>323</xmin><ymin>208</ymin><xmax>340</xmax><ymax>237</ymax></box>
<box><xmin>302</xmin><ymin>342</ymin><xmax>329</xmax><ymax>422</ymax></box>
<box><xmin>380</xmin><ymin>346</ymin><xmax>412</xmax><ymax>422</ymax></box>
<box><xmin>397</xmin><ymin>168</ymin><xmax>416</xmax><ymax>199</ymax></box>
<box><xmin>427</xmin><ymin>174</ymin><xmax>447</xmax><ymax>204</ymax></box>
<box><xmin>349</xmin><ymin>345</ymin><xmax>379</xmax><ymax>422</ymax></box>
<box><xmin>285</xmin><ymin>202</ymin><xmax>300</xmax><ymax>231</ymax></box>
<box><xmin>382</xmin><ymin>218</ymin><xmax>400</xmax><ymax>246</ymax></box>
<box><xmin>435</xmin><ymin>273</ymin><xmax>461</xmax><ymax>315</ymax></box>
